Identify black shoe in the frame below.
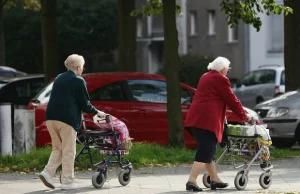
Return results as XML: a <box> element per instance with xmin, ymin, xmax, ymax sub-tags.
<box><xmin>186</xmin><ymin>181</ymin><xmax>202</xmax><ymax>192</ymax></box>
<box><xmin>211</xmin><ymin>181</ymin><xmax>228</xmax><ymax>190</ymax></box>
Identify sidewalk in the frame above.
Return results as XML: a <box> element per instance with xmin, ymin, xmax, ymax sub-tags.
<box><xmin>0</xmin><ymin>158</ymin><xmax>300</xmax><ymax>194</ymax></box>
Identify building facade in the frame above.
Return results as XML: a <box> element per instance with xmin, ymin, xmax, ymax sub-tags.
<box><xmin>135</xmin><ymin>0</ymin><xmax>284</xmax><ymax>79</ymax></box>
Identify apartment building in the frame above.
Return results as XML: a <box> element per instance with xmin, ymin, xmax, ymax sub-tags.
<box><xmin>135</xmin><ymin>0</ymin><xmax>284</xmax><ymax>79</ymax></box>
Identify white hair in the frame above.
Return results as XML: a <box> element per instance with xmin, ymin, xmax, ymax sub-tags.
<box><xmin>207</xmin><ymin>56</ymin><xmax>231</xmax><ymax>72</ymax></box>
<box><xmin>64</xmin><ymin>54</ymin><xmax>85</xmax><ymax>71</ymax></box>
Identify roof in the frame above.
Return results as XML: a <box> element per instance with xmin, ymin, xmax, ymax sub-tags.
<box><xmin>81</xmin><ymin>72</ymin><xmax>195</xmax><ymax>92</ymax></box>
<box><xmin>258</xmin><ymin>64</ymin><xmax>284</xmax><ymax>70</ymax></box>
<box><xmin>0</xmin><ymin>74</ymin><xmax>44</xmax><ymax>83</ymax></box>
<box><xmin>82</xmin><ymin>72</ymin><xmax>166</xmax><ymax>81</ymax></box>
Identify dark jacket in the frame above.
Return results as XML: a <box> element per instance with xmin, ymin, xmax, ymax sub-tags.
<box><xmin>184</xmin><ymin>70</ymin><xmax>247</xmax><ymax>143</ymax></box>
<box><xmin>46</xmin><ymin>71</ymin><xmax>98</xmax><ymax>131</ymax></box>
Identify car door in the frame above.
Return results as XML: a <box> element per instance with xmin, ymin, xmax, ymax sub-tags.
<box><xmin>124</xmin><ymin>79</ymin><xmax>168</xmax><ymax>145</ymax></box>
<box><xmin>88</xmin><ymin>81</ymin><xmax>131</xmax><ymax>129</ymax></box>
<box><xmin>125</xmin><ymin>79</ymin><xmax>195</xmax><ymax>146</ymax></box>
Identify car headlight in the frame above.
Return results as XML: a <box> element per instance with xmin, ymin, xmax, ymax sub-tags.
<box><xmin>266</xmin><ymin>107</ymin><xmax>289</xmax><ymax>118</ymax></box>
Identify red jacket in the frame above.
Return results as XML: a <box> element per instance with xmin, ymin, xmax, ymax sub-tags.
<box><xmin>185</xmin><ymin>70</ymin><xmax>247</xmax><ymax>143</ymax></box>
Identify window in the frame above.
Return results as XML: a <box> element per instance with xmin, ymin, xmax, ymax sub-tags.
<box><xmin>228</xmin><ymin>24</ymin><xmax>238</xmax><ymax>42</ymax></box>
<box><xmin>0</xmin><ymin>78</ymin><xmax>44</xmax><ymax>103</ymax></box>
<box><xmin>189</xmin><ymin>11</ymin><xmax>197</xmax><ymax>35</ymax></box>
<box><xmin>241</xmin><ymin>70</ymin><xmax>276</xmax><ymax>86</ymax></box>
<box><xmin>33</xmin><ymin>82</ymin><xmax>53</xmax><ymax>103</ymax></box>
<box><xmin>137</xmin><ymin>17</ymin><xmax>143</xmax><ymax>37</ymax></box>
<box><xmin>128</xmin><ymin>80</ymin><xmax>167</xmax><ymax>103</ymax></box>
<box><xmin>30</xmin><ymin>79</ymin><xmax>45</xmax><ymax>97</ymax></box>
<box><xmin>208</xmin><ymin>10</ymin><xmax>216</xmax><ymax>35</ymax></box>
<box><xmin>268</xmin><ymin>13</ymin><xmax>284</xmax><ymax>53</ymax></box>
<box><xmin>127</xmin><ymin>79</ymin><xmax>193</xmax><ymax>104</ymax></box>
<box><xmin>280</xmin><ymin>70</ymin><xmax>285</xmax><ymax>85</ymax></box>
<box><xmin>90</xmin><ymin>83</ymin><xmax>124</xmax><ymax>101</ymax></box>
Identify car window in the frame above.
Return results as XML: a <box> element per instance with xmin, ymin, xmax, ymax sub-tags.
<box><xmin>241</xmin><ymin>70</ymin><xmax>275</xmax><ymax>86</ymax></box>
<box><xmin>281</xmin><ymin>70</ymin><xmax>285</xmax><ymax>85</ymax></box>
<box><xmin>33</xmin><ymin>82</ymin><xmax>53</xmax><ymax>103</ymax></box>
<box><xmin>258</xmin><ymin>70</ymin><xmax>276</xmax><ymax>84</ymax></box>
<box><xmin>0</xmin><ymin>83</ymin><xmax>6</xmax><ymax>89</ymax></box>
<box><xmin>0</xmin><ymin>70</ymin><xmax>14</xmax><ymax>76</ymax></box>
<box><xmin>90</xmin><ymin>82</ymin><xmax>125</xmax><ymax>101</ymax></box>
<box><xmin>30</xmin><ymin>79</ymin><xmax>45</xmax><ymax>97</ymax></box>
<box><xmin>127</xmin><ymin>79</ymin><xmax>192</xmax><ymax>104</ymax></box>
<box><xmin>0</xmin><ymin>78</ymin><xmax>44</xmax><ymax>102</ymax></box>
<box><xmin>127</xmin><ymin>80</ymin><xmax>167</xmax><ymax>103</ymax></box>
<box><xmin>241</xmin><ymin>72</ymin><xmax>254</xmax><ymax>86</ymax></box>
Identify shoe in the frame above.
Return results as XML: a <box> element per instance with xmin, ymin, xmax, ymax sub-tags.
<box><xmin>39</xmin><ymin>171</ymin><xmax>55</xmax><ymax>189</ymax></box>
<box><xmin>211</xmin><ymin>181</ymin><xmax>228</xmax><ymax>190</ymax></box>
<box><xmin>61</xmin><ymin>182</ymin><xmax>78</xmax><ymax>190</ymax></box>
<box><xmin>186</xmin><ymin>181</ymin><xmax>202</xmax><ymax>192</ymax></box>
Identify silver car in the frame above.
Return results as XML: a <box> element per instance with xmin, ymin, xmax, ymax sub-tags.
<box><xmin>233</xmin><ymin>65</ymin><xmax>285</xmax><ymax>109</ymax></box>
<box><xmin>255</xmin><ymin>90</ymin><xmax>300</xmax><ymax>148</ymax></box>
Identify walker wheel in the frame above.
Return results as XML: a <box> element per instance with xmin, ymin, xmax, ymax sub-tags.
<box><xmin>118</xmin><ymin>169</ymin><xmax>131</xmax><ymax>186</ymax></box>
<box><xmin>202</xmin><ymin>173</ymin><xmax>211</xmax><ymax>188</ymax></box>
<box><xmin>259</xmin><ymin>172</ymin><xmax>272</xmax><ymax>189</ymax></box>
<box><xmin>92</xmin><ymin>172</ymin><xmax>106</xmax><ymax>188</ymax></box>
<box><xmin>234</xmin><ymin>171</ymin><xmax>248</xmax><ymax>190</ymax></box>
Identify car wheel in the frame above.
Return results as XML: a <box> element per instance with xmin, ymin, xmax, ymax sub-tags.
<box><xmin>272</xmin><ymin>139</ymin><xmax>295</xmax><ymax>148</ymax></box>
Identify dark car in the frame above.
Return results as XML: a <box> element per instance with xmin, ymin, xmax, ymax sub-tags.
<box><xmin>0</xmin><ymin>74</ymin><xmax>45</xmax><ymax>107</ymax></box>
<box><xmin>0</xmin><ymin>66</ymin><xmax>26</xmax><ymax>78</ymax></box>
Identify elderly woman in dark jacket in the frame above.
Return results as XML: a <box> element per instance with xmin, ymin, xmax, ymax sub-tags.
<box><xmin>38</xmin><ymin>54</ymin><xmax>106</xmax><ymax>190</ymax></box>
<box><xmin>185</xmin><ymin>56</ymin><xmax>251</xmax><ymax>191</ymax></box>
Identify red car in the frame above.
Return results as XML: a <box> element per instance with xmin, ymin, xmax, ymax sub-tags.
<box><xmin>27</xmin><ymin>72</ymin><xmax>261</xmax><ymax>148</ymax></box>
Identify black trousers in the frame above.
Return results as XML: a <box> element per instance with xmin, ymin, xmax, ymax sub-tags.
<box><xmin>188</xmin><ymin>127</ymin><xmax>218</xmax><ymax>163</ymax></box>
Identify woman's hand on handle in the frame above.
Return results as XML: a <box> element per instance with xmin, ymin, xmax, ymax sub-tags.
<box><xmin>97</xmin><ymin>111</ymin><xmax>106</xmax><ymax>118</ymax></box>
<box><xmin>245</xmin><ymin>114</ymin><xmax>253</xmax><ymax>123</ymax></box>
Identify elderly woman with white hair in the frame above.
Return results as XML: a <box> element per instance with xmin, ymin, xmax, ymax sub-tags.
<box><xmin>184</xmin><ymin>56</ymin><xmax>251</xmax><ymax>191</ymax></box>
<box><xmin>39</xmin><ymin>54</ymin><xmax>106</xmax><ymax>190</ymax></box>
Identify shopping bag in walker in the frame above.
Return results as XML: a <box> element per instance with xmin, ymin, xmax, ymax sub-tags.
<box><xmin>227</xmin><ymin>124</ymin><xmax>254</xmax><ymax>136</ymax></box>
<box><xmin>93</xmin><ymin>115</ymin><xmax>132</xmax><ymax>150</ymax></box>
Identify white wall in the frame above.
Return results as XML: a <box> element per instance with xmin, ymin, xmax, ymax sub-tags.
<box><xmin>249</xmin><ymin>8</ymin><xmax>284</xmax><ymax>71</ymax></box>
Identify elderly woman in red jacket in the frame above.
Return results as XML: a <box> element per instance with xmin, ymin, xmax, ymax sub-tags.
<box><xmin>185</xmin><ymin>56</ymin><xmax>251</xmax><ymax>192</ymax></box>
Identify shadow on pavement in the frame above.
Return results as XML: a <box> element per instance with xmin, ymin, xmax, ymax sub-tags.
<box><xmin>157</xmin><ymin>188</ymin><xmax>255</xmax><ymax>193</ymax></box>
<box><xmin>22</xmin><ymin>186</ymin><xmax>106</xmax><ymax>194</ymax></box>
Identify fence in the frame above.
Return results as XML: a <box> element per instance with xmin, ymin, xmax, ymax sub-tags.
<box><xmin>0</xmin><ymin>103</ymin><xmax>35</xmax><ymax>156</ymax></box>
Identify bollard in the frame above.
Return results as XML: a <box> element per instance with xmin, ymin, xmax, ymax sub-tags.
<box><xmin>14</xmin><ymin>109</ymin><xmax>36</xmax><ymax>154</ymax></box>
<box><xmin>0</xmin><ymin>103</ymin><xmax>12</xmax><ymax>156</ymax></box>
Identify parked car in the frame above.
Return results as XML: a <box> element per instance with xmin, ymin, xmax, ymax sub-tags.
<box><xmin>232</xmin><ymin>64</ymin><xmax>285</xmax><ymax>109</ymax></box>
<box><xmin>0</xmin><ymin>74</ymin><xmax>45</xmax><ymax>107</ymax></box>
<box><xmin>255</xmin><ymin>90</ymin><xmax>300</xmax><ymax>148</ymax></box>
<box><xmin>0</xmin><ymin>66</ymin><xmax>26</xmax><ymax>77</ymax></box>
<box><xmin>27</xmin><ymin>72</ymin><xmax>262</xmax><ymax>147</ymax></box>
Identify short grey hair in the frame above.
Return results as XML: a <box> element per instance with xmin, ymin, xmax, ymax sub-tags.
<box><xmin>207</xmin><ymin>56</ymin><xmax>231</xmax><ymax>72</ymax></box>
<box><xmin>64</xmin><ymin>54</ymin><xmax>85</xmax><ymax>71</ymax></box>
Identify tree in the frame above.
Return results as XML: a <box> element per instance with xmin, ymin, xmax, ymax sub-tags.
<box><xmin>117</xmin><ymin>0</ymin><xmax>136</xmax><ymax>71</ymax></box>
<box><xmin>41</xmin><ymin>0</ymin><xmax>58</xmax><ymax>83</ymax></box>
<box><xmin>133</xmin><ymin>0</ymin><xmax>292</xmax><ymax>147</ymax></box>
<box><xmin>284</xmin><ymin>1</ymin><xmax>300</xmax><ymax>91</ymax></box>
<box><xmin>132</xmin><ymin>0</ymin><xmax>184</xmax><ymax>146</ymax></box>
<box><xmin>0</xmin><ymin>0</ymin><xmax>22</xmax><ymax>66</ymax></box>
<box><xmin>161</xmin><ymin>0</ymin><xmax>184</xmax><ymax>146</ymax></box>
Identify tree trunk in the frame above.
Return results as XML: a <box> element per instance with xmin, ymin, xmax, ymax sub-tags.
<box><xmin>41</xmin><ymin>0</ymin><xmax>59</xmax><ymax>83</ymax></box>
<box><xmin>117</xmin><ymin>0</ymin><xmax>136</xmax><ymax>71</ymax></box>
<box><xmin>0</xmin><ymin>1</ymin><xmax>5</xmax><ymax>66</ymax></box>
<box><xmin>284</xmin><ymin>1</ymin><xmax>300</xmax><ymax>91</ymax></box>
<box><xmin>162</xmin><ymin>0</ymin><xmax>184</xmax><ymax>147</ymax></box>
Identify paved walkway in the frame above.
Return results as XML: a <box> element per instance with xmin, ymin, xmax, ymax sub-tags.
<box><xmin>0</xmin><ymin>158</ymin><xmax>300</xmax><ymax>194</ymax></box>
